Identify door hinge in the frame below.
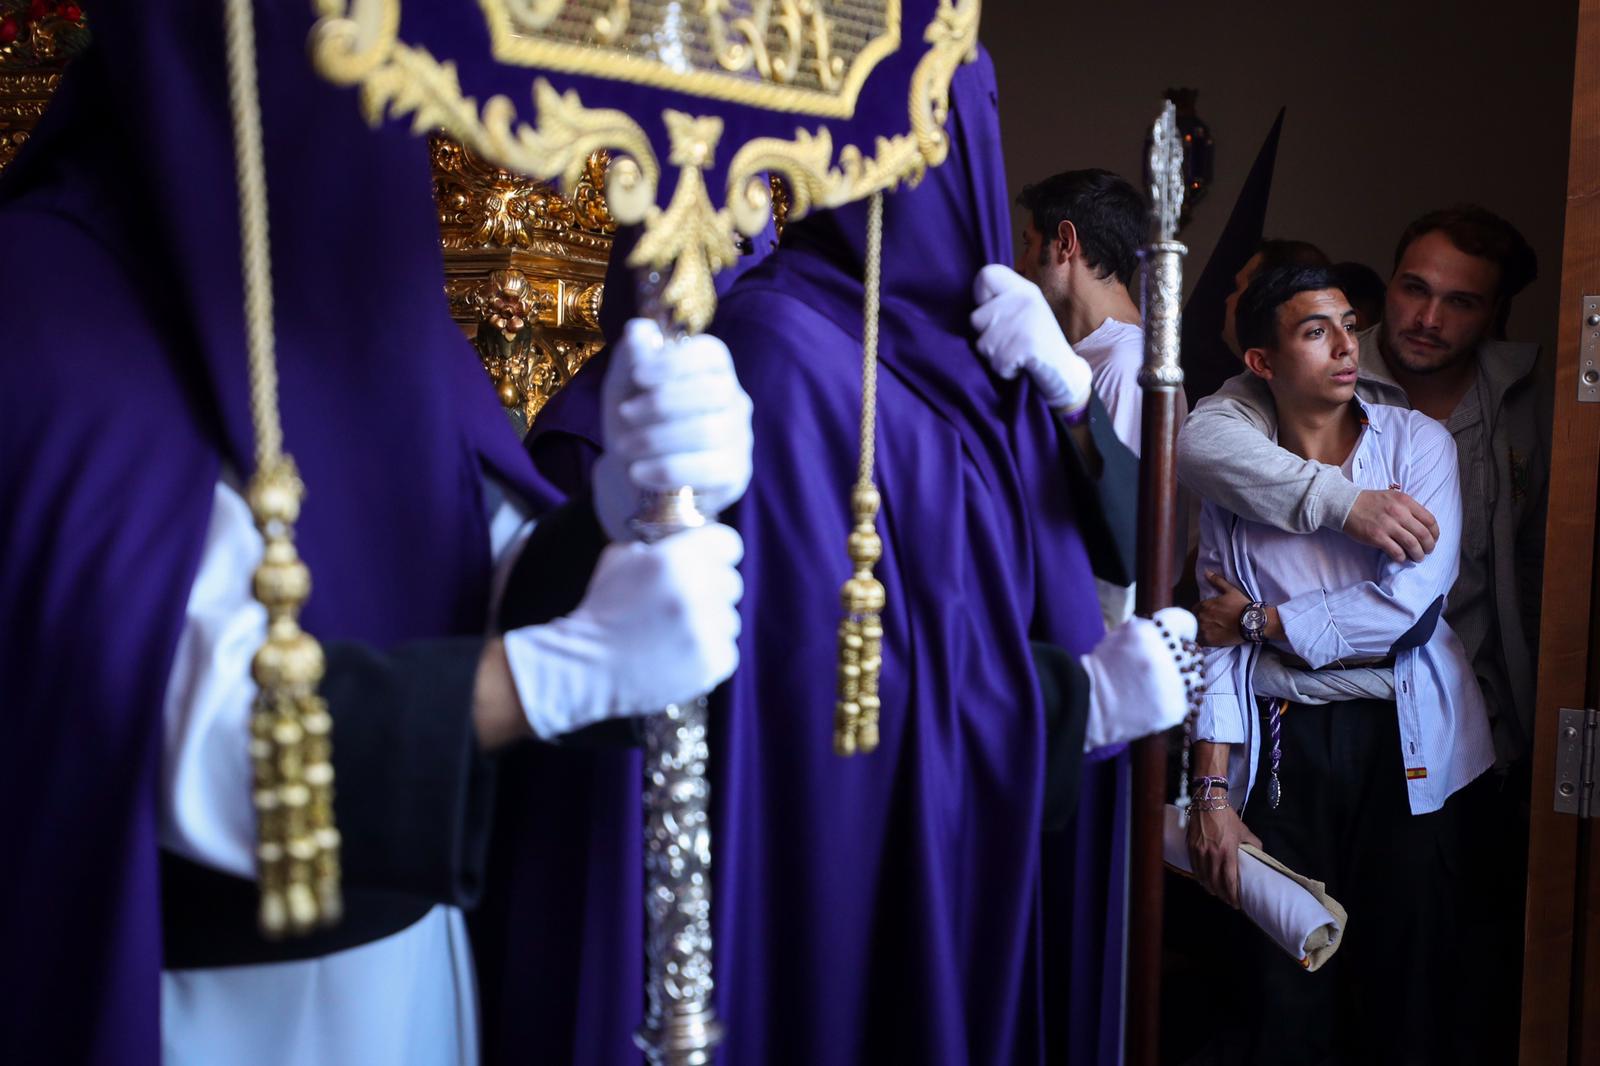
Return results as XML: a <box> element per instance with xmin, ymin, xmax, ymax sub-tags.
<box><xmin>1582</xmin><ymin>298</ymin><xmax>1600</xmax><ymax>403</ymax></box>
<box><xmin>1554</xmin><ymin>707</ymin><xmax>1598</xmax><ymax>817</ymax></box>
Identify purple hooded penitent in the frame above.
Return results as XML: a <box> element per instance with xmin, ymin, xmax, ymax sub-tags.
<box><xmin>0</xmin><ymin>2</ymin><xmax>549</xmax><ymax>1062</ymax></box>
<box><xmin>492</xmin><ymin>49</ymin><xmax>1130</xmax><ymax>1065</ymax></box>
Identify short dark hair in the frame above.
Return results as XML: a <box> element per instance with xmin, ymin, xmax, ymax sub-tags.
<box><xmin>1253</xmin><ymin>239</ymin><xmax>1331</xmax><ymax>277</ymax></box>
<box><xmin>1330</xmin><ymin>261</ymin><xmax>1387</xmax><ymax>309</ymax></box>
<box><xmin>1235</xmin><ymin>264</ymin><xmax>1343</xmax><ymax>352</ymax></box>
<box><xmin>1016</xmin><ymin>169</ymin><xmax>1146</xmax><ymax>288</ymax></box>
<box><xmin>1393</xmin><ymin>205</ymin><xmax>1537</xmax><ymax>333</ymax></box>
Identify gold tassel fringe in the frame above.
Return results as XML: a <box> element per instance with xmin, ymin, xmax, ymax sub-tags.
<box><xmin>835</xmin><ymin>192</ymin><xmax>886</xmax><ymax>757</ymax></box>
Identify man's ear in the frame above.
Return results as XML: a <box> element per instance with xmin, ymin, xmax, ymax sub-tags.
<box><xmin>1243</xmin><ymin>347</ymin><xmax>1273</xmax><ymax>381</ymax></box>
<box><xmin>1055</xmin><ymin>219</ymin><xmax>1079</xmax><ymax>264</ymax></box>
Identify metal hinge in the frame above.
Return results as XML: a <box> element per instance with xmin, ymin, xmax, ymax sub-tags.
<box><xmin>1582</xmin><ymin>298</ymin><xmax>1600</xmax><ymax>403</ymax></box>
<box><xmin>1554</xmin><ymin>707</ymin><xmax>1598</xmax><ymax>817</ymax></box>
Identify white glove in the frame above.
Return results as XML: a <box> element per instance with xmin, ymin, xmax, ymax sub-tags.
<box><xmin>503</xmin><ymin>523</ymin><xmax>744</xmax><ymax>739</ymax></box>
<box><xmin>593</xmin><ymin>319</ymin><xmax>755</xmax><ymax>542</ymax></box>
<box><xmin>1080</xmin><ymin>607</ymin><xmax>1198</xmax><ymax>751</ymax></box>
<box><xmin>970</xmin><ymin>264</ymin><xmax>1094</xmax><ymax>414</ymax></box>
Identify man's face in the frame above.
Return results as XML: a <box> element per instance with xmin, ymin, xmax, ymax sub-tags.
<box><xmin>1251</xmin><ymin>288</ymin><xmax>1361</xmax><ymax>408</ymax></box>
<box><xmin>1222</xmin><ymin>252</ymin><xmax>1265</xmax><ymax>354</ymax></box>
<box><xmin>1015</xmin><ymin>218</ymin><xmax>1070</xmax><ymax>312</ymax></box>
<box><xmin>1015</xmin><ymin>219</ymin><xmax>1047</xmax><ymax>283</ymax></box>
<box><xmin>1382</xmin><ymin>230</ymin><xmax>1500</xmax><ymax>375</ymax></box>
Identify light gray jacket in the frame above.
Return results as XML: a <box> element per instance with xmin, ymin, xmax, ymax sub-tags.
<box><xmin>1177</xmin><ymin>325</ymin><xmax>1548</xmax><ymax>764</ymax></box>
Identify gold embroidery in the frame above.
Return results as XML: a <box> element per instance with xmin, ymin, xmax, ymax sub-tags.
<box><xmin>478</xmin><ymin>0</ymin><xmax>899</xmax><ymax>118</ymax></box>
<box><xmin>308</xmin><ymin>0</ymin><xmax>978</xmax><ymax>328</ymax></box>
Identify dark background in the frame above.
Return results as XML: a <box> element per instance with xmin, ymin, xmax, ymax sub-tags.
<box><xmin>981</xmin><ymin>0</ymin><xmax>1579</xmax><ymax>361</ymax></box>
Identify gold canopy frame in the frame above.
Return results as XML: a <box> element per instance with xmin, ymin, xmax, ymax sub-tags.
<box><xmin>307</xmin><ymin>0</ymin><xmax>980</xmax><ymax>330</ymax></box>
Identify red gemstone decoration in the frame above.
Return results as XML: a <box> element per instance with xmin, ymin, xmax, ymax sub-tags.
<box><xmin>0</xmin><ymin>17</ymin><xmax>18</xmax><ymax>45</ymax></box>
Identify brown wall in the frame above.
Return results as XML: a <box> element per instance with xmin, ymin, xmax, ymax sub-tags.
<box><xmin>981</xmin><ymin>0</ymin><xmax>1579</xmax><ymax>358</ymax></box>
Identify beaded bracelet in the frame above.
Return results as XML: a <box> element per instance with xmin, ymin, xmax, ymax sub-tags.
<box><xmin>1153</xmin><ymin>615</ymin><xmax>1205</xmax><ymax>808</ymax></box>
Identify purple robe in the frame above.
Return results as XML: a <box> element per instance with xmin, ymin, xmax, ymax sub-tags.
<box><xmin>0</xmin><ymin>3</ymin><xmax>548</xmax><ymax>1061</ymax></box>
<box><xmin>486</xmin><ymin>49</ymin><xmax>1128</xmax><ymax>1065</ymax></box>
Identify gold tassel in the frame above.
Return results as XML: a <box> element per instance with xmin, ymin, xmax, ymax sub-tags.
<box><xmin>225</xmin><ymin>0</ymin><xmax>341</xmax><ymax>934</ymax></box>
<box><xmin>246</xmin><ymin>460</ymin><xmax>343</xmax><ymax>937</ymax></box>
<box><xmin>835</xmin><ymin>192</ymin><xmax>886</xmax><ymax>757</ymax></box>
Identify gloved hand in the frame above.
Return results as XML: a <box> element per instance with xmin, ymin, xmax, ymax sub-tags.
<box><xmin>593</xmin><ymin>319</ymin><xmax>755</xmax><ymax>542</ymax></box>
<box><xmin>502</xmin><ymin>523</ymin><xmax>744</xmax><ymax>740</ymax></box>
<box><xmin>970</xmin><ymin>264</ymin><xmax>1094</xmax><ymax>415</ymax></box>
<box><xmin>1080</xmin><ymin>607</ymin><xmax>1199</xmax><ymax>751</ymax></box>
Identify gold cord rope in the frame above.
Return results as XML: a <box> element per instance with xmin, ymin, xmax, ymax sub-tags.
<box><xmin>223</xmin><ymin>0</ymin><xmax>342</xmax><ymax>937</ymax></box>
<box><xmin>834</xmin><ymin>192</ymin><xmax>886</xmax><ymax>756</ymax></box>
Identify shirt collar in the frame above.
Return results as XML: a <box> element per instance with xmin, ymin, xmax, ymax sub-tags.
<box><xmin>1352</xmin><ymin>397</ymin><xmax>1381</xmax><ymax>434</ymax></box>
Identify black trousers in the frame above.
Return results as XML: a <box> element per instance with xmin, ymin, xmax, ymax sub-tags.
<box><xmin>1212</xmin><ymin>698</ymin><xmax>1464</xmax><ymax>1066</ymax></box>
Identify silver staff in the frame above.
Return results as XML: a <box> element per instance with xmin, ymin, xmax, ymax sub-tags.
<box><xmin>631</xmin><ymin>270</ymin><xmax>725</xmax><ymax>1066</ymax></box>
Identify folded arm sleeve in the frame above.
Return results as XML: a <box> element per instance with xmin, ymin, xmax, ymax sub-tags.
<box><xmin>1031</xmin><ymin>642</ymin><xmax>1091</xmax><ymax>832</ymax></box>
<box><xmin>1178</xmin><ymin>372</ymin><xmax>1361</xmax><ymax>535</ymax></box>
<box><xmin>318</xmin><ymin>638</ymin><xmax>498</xmax><ymax>903</ymax></box>
<box><xmin>1277</xmin><ymin>420</ymin><xmax>1463</xmax><ymax>667</ymax></box>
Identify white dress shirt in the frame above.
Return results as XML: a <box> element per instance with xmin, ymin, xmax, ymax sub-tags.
<box><xmin>160</xmin><ymin>474</ymin><xmax>536</xmax><ymax>1066</ymax></box>
<box><xmin>1193</xmin><ymin>404</ymin><xmax>1494</xmax><ymax>815</ymax></box>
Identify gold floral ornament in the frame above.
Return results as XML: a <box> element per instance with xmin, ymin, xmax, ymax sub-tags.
<box><xmin>626</xmin><ymin>111</ymin><xmax>741</xmax><ymax>331</ymax></box>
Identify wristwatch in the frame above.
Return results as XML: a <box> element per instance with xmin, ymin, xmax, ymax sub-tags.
<box><xmin>1238</xmin><ymin>600</ymin><xmax>1269</xmax><ymax>644</ymax></box>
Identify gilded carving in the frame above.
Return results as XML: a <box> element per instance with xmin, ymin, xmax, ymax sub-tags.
<box><xmin>430</xmin><ymin>134</ymin><xmax>613</xmax><ymax>428</ymax></box>
<box><xmin>769</xmin><ymin>174</ymin><xmax>790</xmax><ymax>240</ymax></box>
<box><xmin>0</xmin><ymin>3</ymin><xmax>87</xmax><ymax>67</ymax></box>
<box><xmin>0</xmin><ymin>1</ymin><xmax>81</xmax><ymax>176</ymax></box>
<box><xmin>432</xmin><ymin>134</ymin><xmax>615</xmax><ymax>253</ymax></box>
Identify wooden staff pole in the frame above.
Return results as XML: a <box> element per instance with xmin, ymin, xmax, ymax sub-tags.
<box><xmin>1126</xmin><ymin>101</ymin><xmax>1187</xmax><ymax>1066</ymax></box>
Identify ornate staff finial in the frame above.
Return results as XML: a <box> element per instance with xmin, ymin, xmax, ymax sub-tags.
<box><xmin>1147</xmin><ymin>100</ymin><xmax>1186</xmax><ymax>245</ymax></box>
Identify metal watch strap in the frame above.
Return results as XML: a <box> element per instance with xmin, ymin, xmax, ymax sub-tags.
<box><xmin>1239</xmin><ymin>600</ymin><xmax>1268</xmax><ymax>644</ymax></box>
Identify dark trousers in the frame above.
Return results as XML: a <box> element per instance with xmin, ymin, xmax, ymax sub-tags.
<box><xmin>1213</xmin><ymin>698</ymin><xmax>1463</xmax><ymax>1066</ymax></box>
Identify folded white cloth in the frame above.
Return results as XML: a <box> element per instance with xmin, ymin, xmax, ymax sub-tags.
<box><xmin>1162</xmin><ymin>804</ymin><xmax>1347</xmax><ymax>972</ymax></box>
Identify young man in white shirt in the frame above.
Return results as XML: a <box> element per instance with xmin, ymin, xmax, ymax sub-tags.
<box><xmin>1184</xmin><ymin>264</ymin><xmax>1493</xmax><ymax>1066</ymax></box>
<box><xmin>1010</xmin><ymin>168</ymin><xmax>1171</xmax><ymax>455</ymax></box>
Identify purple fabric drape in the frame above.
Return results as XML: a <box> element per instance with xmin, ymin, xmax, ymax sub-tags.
<box><xmin>0</xmin><ymin>2</ymin><xmax>549</xmax><ymax>1061</ymax></box>
<box><xmin>487</xmin><ymin>49</ymin><xmax>1127</xmax><ymax>1065</ymax></box>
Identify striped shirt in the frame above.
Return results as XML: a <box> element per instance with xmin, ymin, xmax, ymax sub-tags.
<box><xmin>1193</xmin><ymin>402</ymin><xmax>1494</xmax><ymax>815</ymax></box>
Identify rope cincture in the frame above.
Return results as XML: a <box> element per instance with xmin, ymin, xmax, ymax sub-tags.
<box><xmin>835</xmin><ymin>192</ymin><xmax>886</xmax><ymax>757</ymax></box>
<box><xmin>223</xmin><ymin>0</ymin><xmax>342</xmax><ymax>937</ymax></box>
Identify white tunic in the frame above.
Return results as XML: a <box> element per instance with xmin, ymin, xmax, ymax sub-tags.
<box><xmin>159</xmin><ymin>476</ymin><xmax>535</xmax><ymax>1066</ymax></box>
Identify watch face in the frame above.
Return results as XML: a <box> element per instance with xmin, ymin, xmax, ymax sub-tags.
<box><xmin>1241</xmin><ymin>605</ymin><xmax>1267</xmax><ymax>638</ymax></box>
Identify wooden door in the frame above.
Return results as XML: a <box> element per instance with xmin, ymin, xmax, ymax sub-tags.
<box><xmin>1519</xmin><ymin>1</ymin><xmax>1600</xmax><ymax>1060</ymax></box>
